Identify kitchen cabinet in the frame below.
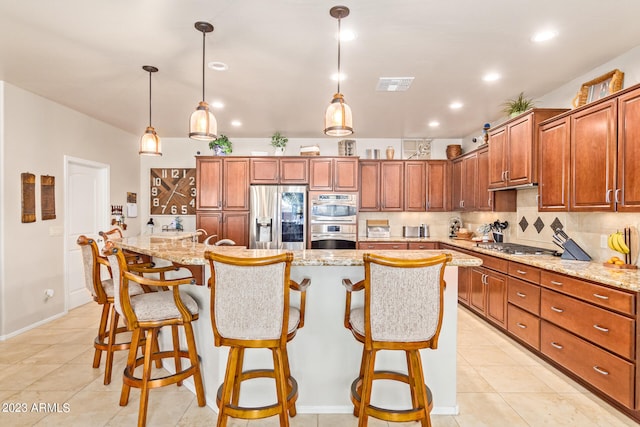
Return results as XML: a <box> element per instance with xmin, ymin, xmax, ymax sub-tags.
<box><xmin>358</xmin><ymin>161</ymin><xmax>404</xmax><ymax>211</ymax></box>
<box><xmin>506</xmin><ymin>262</ymin><xmax>541</xmax><ymax>350</ymax></box>
<box><xmin>488</xmin><ymin>109</ymin><xmax>568</xmax><ymax>189</ymax></box>
<box><xmin>407</xmin><ymin>242</ymin><xmax>438</xmax><ymax>250</ymax></box>
<box><xmin>249</xmin><ymin>157</ymin><xmax>308</xmax><ymax>184</ymax></box>
<box><xmin>469</xmin><ymin>266</ymin><xmax>508</xmax><ymax>328</ymax></box>
<box><xmin>309</xmin><ymin>157</ymin><xmax>358</xmax><ymax>191</ymax></box>
<box><xmin>616</xmin><ymin>87</ymin><xmax>640</xmax><ymax>212</ymax></box>
<box><xmin>538</xmin><ymin>116</ymin><xmax>570</xmax><ymax>211</ymax></box>
<box><xmin>404</xmin><ymin>161</ymin><xmax>426</xmax><ymax>211</ymax></box>
<box><xmin>426</xmin><ymin>161</ymin><xmax>449</xmax><ymax>211</ymax></box>
<box><xmin>358</xmin><ymin>242</ymin><xmax>407</xmax><ymax>250</ymax></box>
<box><xmin>451</xmin><ymin>154</ymin><xmax>477</xmax><ymax>211</ymax></box>
<box><xmin>196</xmin><ymin>211</ymin><xmax>249</xmax><ymax>247</ymax></box>
<box><xmin>196</xmin><ymin>157</ymin><xmax>250</xmax><ymax>211</ymax></box>
<box><xmin>457</xmin><ymin>266</ymin><xmax>471</xmax><ymax>305</ymax></box>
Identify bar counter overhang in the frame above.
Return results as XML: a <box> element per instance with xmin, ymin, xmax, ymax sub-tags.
<box><xmin>114</xmin><ymin>235</ymin><xmax>482</xmax><ymax>415</ymax></box>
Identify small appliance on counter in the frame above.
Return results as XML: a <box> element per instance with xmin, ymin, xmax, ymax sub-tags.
<box><xmin>551</xmin><ymin>228</ymin><xmax>591</xmax><ymax>261</ymax></box>
<box><xmin>402</xmin><ymin>226</ymin><xmax>421</xmax><ymax>238</ymax></box>
<box><xmin>448</xmin><ymin>217</ymin><xmax>462</xmax><ymax>238</ymax></box>
<box><xmin>366</xmin><ymin>219</ymin><xmax>390</xmax><ymax>238</ymax></box>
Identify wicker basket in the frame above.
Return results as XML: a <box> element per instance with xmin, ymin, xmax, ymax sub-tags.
<box><xmin>446</xmin><ymin>144</ymin><xmax>462</xmax><ymax>159</ymax></box>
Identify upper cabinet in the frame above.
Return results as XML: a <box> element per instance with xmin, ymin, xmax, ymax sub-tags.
<box><xmin>196</xmin><ymin>157</ymin><xmax>249</xmax><ymax>211</ymax></box>
<box><xmin>488</xmin><ymin>109</ymin><xmax>568</xmax><ymax>189</ymax></box>
<box><xmin>404</xmin><ymin>161</ymin><xmax>426</xmax><ymax>211</ymax></box>
<box><xmin>250</xmin><ymin>157</ymin><xmax>309</xmax><ymax>184</ymax></box>
<box><xmin>309</xmin><ymin>157</ymin><xmax>358</xmax><ymax>192</ymax></box>
<box><xmin>426</xmin><ymin>161</ymin><xmax>450</xmax><ymax>212</ymax></box>
<box><xmin>616</xmin><ymin>87</ymin><xmax>640</xmax><ymax>212</ymax></box>
<box><xmin>538</xmin><ymin>116</ymin><xmax>570</xmax><ymax>211</ymax></box>
<box><xmin>359</xmin><ymin>160</ymin><xmax>404</xmax><ymax>211</ymax></box>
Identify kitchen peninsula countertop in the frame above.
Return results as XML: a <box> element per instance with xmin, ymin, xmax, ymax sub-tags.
<box><xmin>360</xmin><ymin>236</ymin><xmax>640</xmax><ymax>292</ymax></box>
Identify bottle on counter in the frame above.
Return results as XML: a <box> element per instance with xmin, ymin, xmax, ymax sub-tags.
<box><xmin>146</xmin><ymin>218</ymin><xmax>154</xmax><ymax>234</ymax></box>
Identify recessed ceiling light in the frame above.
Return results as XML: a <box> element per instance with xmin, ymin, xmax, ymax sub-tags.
<box><xmin>331</xmin><ymin>72</ymin><xmax>347</xmax><ymax>81</ymax></box>
<box><xmin>483</xmin><ymin>72</ymin><xmax>501</xmax><ymax>82</ymax></box>
<box><xmin>211</xmin><ymin>101</ymin><xmax>224</xmax><ymax>109</ymax></box>
<box><xmin>339</xmin><ymin>29</ymin><xmax>357</xmax><ymax>41</ymax></box>
<box><xmin>208</xmin><ymin>61</ymin><xmax>228</xmax><ymax>71</ymax></box>
<box><xmin>449</xmin><ymin>102</ymin><xmax>463</xmax><ymax>109</ymax></box>
<box><xmin>531</xmin><ymin>30</ymin><xmax>558</xmax><ymax>43</ymax></box>
<box><xmin>429</xmin><ymin>121</ymin><xmax>440</xmax><ymax>127</ymax></box>
<box><xmin>231</xmin><ymin>120</ymin><xmax>242</xmax><ymax>127</ymax></box>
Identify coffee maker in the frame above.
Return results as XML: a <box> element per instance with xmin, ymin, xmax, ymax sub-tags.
<box><xmin>448</xmin><ymin>217</ymin><xmax>462</xmax><ymax>238</ymax></box>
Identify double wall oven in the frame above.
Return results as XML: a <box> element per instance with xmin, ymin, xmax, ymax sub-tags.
<box><xmin>309</xmin><ymin>193</ymin><xmax>357</xmax><ymax>249</ymax></box>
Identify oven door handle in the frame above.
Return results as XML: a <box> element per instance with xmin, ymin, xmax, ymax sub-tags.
<box><xmin>312</xmin><ymin>233</ymin><xmax>356</xmax><ymax>240</ymax></box>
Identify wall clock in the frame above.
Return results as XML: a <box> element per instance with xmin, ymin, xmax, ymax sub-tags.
<box><xmin>150</xmin><ymin>168</ymin><xmax>196</xmax><ymax>215</ymax></box>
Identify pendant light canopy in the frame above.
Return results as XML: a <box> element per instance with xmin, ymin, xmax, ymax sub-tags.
<box><xmin>324</xmin><ymin>6</ymin><xmax>353</xmax><ymax>137</ymax></box>
<box><xmin>139</xmin><ymin>65</ymin><xmax>162</xmax><ymax>156</ymax></box>
<box><xmin>189</xmin><ymin>21</ymin><xmax>217</xmax><ymax>141</ymax></box>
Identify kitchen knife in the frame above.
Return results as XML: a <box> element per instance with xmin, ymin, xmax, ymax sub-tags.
<box><xmin>552</xmin><ymin>234</ymin><xmax>565</xmax><ymax>247</ymax></box>
<box><xmin>556</xmin><ymin>229</ymin><xmax>569</xmax><ymax>240</ymax></box>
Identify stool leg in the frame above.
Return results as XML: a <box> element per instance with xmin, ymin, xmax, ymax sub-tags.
<box><xmin>103</xmin><ymin>307</ymin><xmax>119</xmax><ymax>385</ymax></box>
<box><xmin>231</xmin><ymin>347</ymin><xmax>244</xmax><ymax>406</ymax></box>
<box><xmin>406</xmin><ymin>350</ymin><xmax>418</xmax><ymax>409</ymax></box>
<box><xmin>218</xmin><ymin>347</ymin><xmax>240</xmax><ymax>427</ymax></box>
<box><xmin>152</xmin><ymin>331</ymin><xmax>163</xmax><ymax>369</ymax></box>
<box><xmin>353</xmin><ymin>346</ymin><xmax>367</xmax><ymax>416</ymax></box>
<box><xmin>272</xmin><ymin>347</ymin><xmax>290</xmax><ymax>427</ymax></box>
<box><xmin>138</xmin><ymin>328</ymin><xmax>157</xmax><ymax>427</ymax></box>
<box><xmin>409</xmin><ymin>350</ymin><xmax>431</xmax><ymax>427</ymax></box>
<box><xmin>282</xmin><ymin>346</ymin><xmax>296</xmax><ymax>417</ymax></box>
<box><xmin>358</xmin><ymin>349</ymin><xmax>376</xmax><ymax>427</ymax></box>
<box><xmin>93</xmin><ymin>303</ymin><xmax>110</xmax><ymax>368</ymax></box>
<box><xmin>121</xmin><ymin>327</ymin><xmax>142</xmax><ymax>406</ymax></box>
<box><xmin>183</xmin><ymin>322</ymin><xmax>206</xmax><ymax>407</ymax></box>
<box><xmin>171</xmin><ymin>325</ymin><xmax>183</xmax><ymax>387</ymax></box>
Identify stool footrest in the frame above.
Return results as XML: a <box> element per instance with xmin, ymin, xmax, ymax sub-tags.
<box><xmin>216</xmin><ymin>369</ymin><xmax>298</xmax><ymax>420</ymax></box>
<box><xmin>123</xmin><ymin>350</ymin><xmax>196</xmax><ymax>390</ymax></box>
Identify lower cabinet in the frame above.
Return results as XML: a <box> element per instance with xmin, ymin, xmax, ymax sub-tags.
<box><xmin>469</xmin><ymin>266</ymin><xmax>508</xmax><ymax>328</ymax></box>
<box><xmin>358</xmin><ymin>242</ymin><xmax>407</xmax><ymax>250</ymax></box>
<box><xmin>196</xmin><ymin>211</ymin><xmax>249</xmax><ymax>247</ymax></box>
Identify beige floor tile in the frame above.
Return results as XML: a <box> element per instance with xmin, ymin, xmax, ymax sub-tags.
<box><xmin>560</xmin><ymin>393</ymin><xmax>639</xmax><ymax>427</ymax></box>
<box><xmin>245</xmin><ymin>413</ymin><xmax>318</xmax><ymax>426</ymax></box>
<box><xmin>501</xmin><ymin>392</ymin><xmax>600</xmax><ymax>427</ymax></box>
<box><xmin>33</xmin><ymin>390</ymin><xmax>123</xmax><ymax>426</ymax></box>
<box><xmin>26</xmin><ymin>363</ymin><xmax>102</xmax><ymax>392</ymax></box>
<box><xmin>455</xmin><ymin>392</ymin><xmax>528</xmax><ymax>427</ymax></box>
<box><xmin>0</xmin><ymin>363</ymin><xmax>61</xmax><ymax>391</ymax></box>
<box><xmin>456</xmin><ymin>345</ymin><xmax>519</xmax><ymax>367</ymax></box>
<box><xmin>524</xmin><ymin>364</ymin><xmax>586</xmax><ymax>393</ymax></box>
<box><xmin>176</xmin><ymin>398</ymin><xmax>217</xmax><ymax>426</ymax></box>
<box><xmin>474</xmin><ymin>366</ymin><xmax>554</xmax><ymax>393</ymax></box>
<box><xmin>0</xmin><ymin>342</ymin><xmax>50</xmax><ymax>364</ymax></box>
<box><xmin>319</xmin><ymin>412</ymin><xmax>388</xmax><ymax>426</ymax></box>
<box><xmin>107</xmin><ymin>390</ymin><xmax>195</xmax><ymax>426</ymax></box>
<box><xmin>456</xmin><ymin>365</ymin><xmax>495</xmax><ymax>393</ymax></box>
<box><xmin>19</xmin><ymin>343</ymin><xmax>89</xmax><ymax>365</ymax></box>
<box><xmin>0</xmin><ymin>390</ymin><xmax>76</xmax><ymax>427</ymax></box>
<box><xmin>7</xmin><ymin>328</ymin><xmax>81</xmax><ymax>345</ymax></box>
<box><xmin>394</xmin><ymin>415</ymin><xmax>460</xmax><ymax>426</ymax></box>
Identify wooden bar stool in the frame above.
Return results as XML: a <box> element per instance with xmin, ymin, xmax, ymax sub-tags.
<box><xmin>343</xmin><ymin>253</ymin><xmax>451</xmax><ymax>427</ymax></box>
<box><xmin>205</xmin><ymin>251</ymin><xmax>310</xmax><ymax>427</ymax></box>
<box><xmin>105</xmin><ymin>244</ymin><xmax>205</xmax><ymax>427</ymax></box>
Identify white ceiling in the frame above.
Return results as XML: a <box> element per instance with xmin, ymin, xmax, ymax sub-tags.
<box><xmin>1</xmin><ymin>0</ymin><xmax>640</xmax><ymax>140</ymax></box>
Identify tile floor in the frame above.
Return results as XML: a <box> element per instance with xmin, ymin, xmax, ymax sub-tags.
<box><xmin>0</xmin><ymin>303</ymin><xmax>637</xmax><ymax>426</ymax></box>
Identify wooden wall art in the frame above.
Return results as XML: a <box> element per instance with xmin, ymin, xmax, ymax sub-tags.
<box><xmin>21</xmin><ymin>172</ymin><xmax>36</xmax><ymax>223</ymax></box>
<box><xmin>41</xmin><ymin>175</ymin><xmax>56</xmax><ymax>220</ymax></box>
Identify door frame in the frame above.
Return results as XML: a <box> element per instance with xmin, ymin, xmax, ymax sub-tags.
<box><xmin>63</xmin><ymin>155</ymin><xmax>110</xmax><ymax>312</ymax></box>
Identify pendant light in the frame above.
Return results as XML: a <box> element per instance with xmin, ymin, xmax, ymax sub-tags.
<box><xmin>139</xmin><ymin>65</ymin><xmax>162</xmax><ymax>156</ymax></box>
<box><xmin>324</xmin><ymin>6</ymin><xmax>353</xmax><ymax>137</ymax></box>
<box><xmin>189</xmin><ymin>21</ymin><xmax>218</xmax><ymax>141</ymax></box>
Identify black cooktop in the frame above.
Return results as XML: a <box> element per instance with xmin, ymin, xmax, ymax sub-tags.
<box><xmin>476</xmin><ymin>242</ymin><xmax>559</xmax><ymax>256</ymax></box>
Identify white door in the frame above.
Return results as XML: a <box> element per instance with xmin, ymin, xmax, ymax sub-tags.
<box><xmin>65</xmin><ymin>156</ymin><xmax>110</xmax><ymax>310</ymax></box>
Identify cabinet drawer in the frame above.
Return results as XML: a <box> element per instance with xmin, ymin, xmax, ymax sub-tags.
<box><xmin>540</xmin><ymin>271</ymin><xmax>635</xmax><ymax>315</ymax></box>
<box><xmin>507</xmin><ymin>277</ymin><xmax>540</xmax><ymax>315</ymax></box>
<box><xmin>508</xmin><ymin>262</ymin><xmax>541</xmax><ymax>284</ymax></box>
<box><xmin>474</xmin><ymin>252</ymin><xmax>508</xmax><ymax>273</ymax></box>
<box><xmin>407</xmin><ymin>242</ymin><xmax>438</xmax><ymax>250</ymax></box>
<box><xmin>507</xmin><ymin>304</ymin><xmax>540</xmax><ymax>350</ymax></box>
<box><xmin>357</xmin><ymin>242</ymin><xmax>408</xmax><ymax>250</ymax></box>
<box><xmin>541</xmin><ymin>321</ymin><xmax>634</xmax><ymax>408</ymax></box>
<box><xmin>541</xmin><ymin>289</ymin><xmax>635</xmax><ymax>359</ymax></box>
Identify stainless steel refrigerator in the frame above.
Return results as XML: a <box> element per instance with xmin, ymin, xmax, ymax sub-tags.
<box><xmin>249</xmin><ymin>185</ymin><xmax>307</xmax><ymax>250</ymax></box>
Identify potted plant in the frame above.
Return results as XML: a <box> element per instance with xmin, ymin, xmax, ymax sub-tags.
<box><xmin>209</xmin><ymin>134</ymin><xmax>232</xmax><ymax>156</ymax></box>
<box><xmin>501</xmin><ymin>92</ymin><xmax>535</xmax><ymax>117</ymax></box>
<box><xmin>271</xmin><ymin>132</ymin><xmax>288</xmax><ymax>156</ymax></box>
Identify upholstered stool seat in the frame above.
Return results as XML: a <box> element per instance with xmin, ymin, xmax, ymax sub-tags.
<box><xmin>205</xmin><ymin>251</ymin><xmax>310</xmax><ymax>427</ymax></box>
<box><xmin>105</xmin><ymin>244</ymin><xmax>205</xmax><ymax>427</ymax></box>
<box><xmin>343</xmin><ymin>253</ymin><xmax>451</xmax><ymax>427</ymax></box>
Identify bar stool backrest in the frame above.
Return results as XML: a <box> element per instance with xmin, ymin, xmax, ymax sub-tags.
<box><xmin>364</xmin><ymin>253</ymin><xmax>450</xmax><ymax>345</ymax></box>
<box><xmin>106</xmin><ymin>250</ymin><xmax>126</xmax><ymax>318</ymax></box>
<box><xmin>77</xmin><ymin>235</ymin><xmax>108</xmax><ymax>303</ymax></box>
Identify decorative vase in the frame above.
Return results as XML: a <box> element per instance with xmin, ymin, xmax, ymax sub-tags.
<box><xmin>386</xmin><ymin>146</ymin><xmax>395</xmax><ymax>159</ymax></box>
<box><xmin>274</xmin><ymin>147</ymin><xmax>285</xmax><ymax>156</ymax></box>
<box><xmin>213</xmin><ymin>146</ymin><xmax>226</xmax><ymax>156</ymax></box>
<box><xmin>446</xmin><ymin>144</ymin><xmax>462</xmax><ymax>159</ymax></box>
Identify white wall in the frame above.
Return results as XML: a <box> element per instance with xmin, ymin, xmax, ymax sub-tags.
<box><xmin>0</xmin><ymin>82</ymin><xmax>139</xmax><ymax>337</ymax></box>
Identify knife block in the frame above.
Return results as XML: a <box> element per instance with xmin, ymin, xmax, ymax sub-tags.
<box><xmin>560</xmin><ymin>239</ymin><xmax>591</xmax><ymax>261</ymax></box>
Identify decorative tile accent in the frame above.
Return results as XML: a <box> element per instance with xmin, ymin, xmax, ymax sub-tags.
<box><xmin>519</xmin><ymin>216</ymin><xmax>529</xmax><ymax>232</ymax></box>
<box><xmin>533</xmin><ymin>217</ymin><xmax>545</xmax><ymax>234</ymax></box>
<box><xmin>550</xmin><ymin>217</ymin><xmax>564</xmax><ymax>233</ymax></box>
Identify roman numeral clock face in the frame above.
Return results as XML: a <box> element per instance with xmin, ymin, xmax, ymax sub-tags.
<box><xmin>150</xmin><ymin>168</ymin><xmax>196</xmax><ymax>215</ymax></box>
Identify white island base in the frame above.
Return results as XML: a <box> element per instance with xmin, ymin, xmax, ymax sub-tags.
<box><xmin>158</xmin><ymin>264</ymin><xmax>460</xmax><ymax>415</ymax></box>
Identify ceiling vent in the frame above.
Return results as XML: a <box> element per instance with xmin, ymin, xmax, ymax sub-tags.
<box><xmin>376</xmin><ymin>77</ymin><xmax>414</xmax><ymax>92</ymax></box>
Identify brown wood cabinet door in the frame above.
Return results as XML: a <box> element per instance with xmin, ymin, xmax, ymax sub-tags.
<box><xmin>223</xmin><ymin>159</ymin><xmax>250</xmax><ymax>210</ymax></box>
<box><xmin>570</xmin><ymin>100</ymin><xmax>617</xmax><ymax>211</ymax></box>
<box><xmin>469</xmin><ymin>267</ymin><xmax>486</xmax><ymax>315</ymax></box>
<box><xmin>538</xmin><ymin>117</ymin><xmax>570</xmax><ymax>211</ymax></box>
<box><xmin>488</xmin><ymin>127</ymin><xmax>507</xmax><ymax>188</ymax></box>
<box><xmin>476</xmin><ymin>148</ymin><xmax>492</xmax><ymax>211</ymax></box>
<box><xmin>458</xmin><ymin>267</ymin><xmax>471</xmax><ymax>304</ymax></box>
<box><xmin>506</xmin><ymin>114</ymin><xmax>535</xmax><ymax>186</ymax></box>
<box><xmin>451</xmin><ymin>159</ymin><xmax>463</xmax><ymax>210</ymax></box>
<box><xmin>359</xmin><ymin>161</ymin><xmax>380</xmax><ymax>211</ymax></box>
<box><xmin>334</xmin><ymin>158</ymin><xmax>359</xmax><ymax>191</ymax></box>
<box><xmin>380</xmin><ymin>161</ymin><xmax>404</xmax><ymax>211</ymax></box>
<box><xmin>280</xmin><ymin>158</ymin><xmax>309</xmax><ymax>184</ymax></box>
<box><xmin>309</xmin><ymin>158</ymin><xmax>333</xmax><ymax>191</ymax></box>
<box><xmin>426</xmin><ymin>161</ymin><xmax>448</xmax><ymax>211</ymax></box>
<box><xmin>250</xmin><ymin>158</ymin><xmax>279</xmax><ymax>184</ymax></box>
<box><xmin>462</xmin><ymin>153</ymin><xmax>477</xmax><ymax>210</ymax></box>
<box><xmin>617</xmin><ymin>88</ymin><xmax>640</xmax><ymax>212</ymax></box>
<box><xmin>486</xmin><ymin>270</ymin><xmax>507</xmax><ymax>327</ymax></box>
<box><xmin>196</xmin><ymin>212</ymin><xmax>222</xmax><ymax>242</ymax></box>
<box><xmin>404</xmin><ymin>161</ymin><xmax>426</xmax><ymax>211</ymax></box>
<box><xmin>196</xmin><ymin>157</ymin><xmax>223</xmax><ymax>210</ymax></box>
<box><xmin>223</xmin><ymin>211</ymin><xmax>249</xmax><ymax>247</ymax></box>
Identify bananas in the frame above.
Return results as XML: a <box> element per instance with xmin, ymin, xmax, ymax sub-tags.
<box><xmin>607</xmin><ymin>231</ymin><xmax>630</xmax><ymax>254</ymax></box>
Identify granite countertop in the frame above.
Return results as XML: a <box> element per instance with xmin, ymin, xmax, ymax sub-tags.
<box><xmin>115</xmin><ymin>235</ymin><xmax>482</xmax><ymax>268</ymax></box>
<box><xmin>437</xmin><ymin>238</ymin><xmax>640</xmax><ymax>292</ymax></box>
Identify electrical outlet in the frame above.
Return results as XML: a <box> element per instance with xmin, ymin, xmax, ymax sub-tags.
<box><xmin>600</xmin><ymin>234</ymin><xmax>608</xmax><ymax>248</ymax></box>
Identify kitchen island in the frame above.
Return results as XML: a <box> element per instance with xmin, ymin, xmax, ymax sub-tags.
<box><xmin>114</xmin><ymin>235</ymin><xmax>482</xmax><ymax>415</ymax></box>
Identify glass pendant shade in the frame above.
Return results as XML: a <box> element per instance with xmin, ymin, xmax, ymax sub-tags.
<box><xmin>324</xmin><ymin>93</ymin><xmax>353</xmax><ymax>136</ymax></box>
<box><xmin>139</xmin><ymin>126</ymin><xmax>161</xmax><ymax>156</ymax></box>
<box><xmin>189</xmin><ymin>101</ymin><xmax>217</xmax><ymax>140</ymax></box>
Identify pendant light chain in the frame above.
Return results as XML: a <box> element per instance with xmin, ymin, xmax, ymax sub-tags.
<box><xmin>148</xmin><ymin>69</ymin><xmax>152</xmax><ymax>126</ymax></box>
<box><xmin>201</xmin><ymin>30</ymin><xmax>206</xmax><ymax>102</ymax></box>
<box><xmin>337</xmin><ymin>15</ymin><xmax>341</xmax><ymax>94</ymax></box>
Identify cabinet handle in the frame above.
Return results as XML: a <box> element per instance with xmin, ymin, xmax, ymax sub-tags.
<box><xmin>593</xmin><ymin>366</ymin><xmax>609</xmax><ymax>376</ymax></box>
<box><xmin>593</xmin><ymin>324</ymin><xmax>609</xmax><ymax>333</ymax></box>
<box><xmin>392</xmin><ymin>245</ymin><xmax>400</xmax><ymax>249</ymax></box>
<box><xmin>504</xmin><ymin>170</ymin><xmax>509</xmax><ymax>181</ymax></box>
<box><xmin>516</xmin><ymin>270</ymin><xmax>527</xmax><ymax>275</ymax></box>
<box><xmin>605</xmin><ymin>189</ymin><xmax>612</xmax><ymax>203</ymax></box>
<box><xmin>483</xmin><ymin>274</ymin><xmax>489</xmax><ymax>285</ymax></box>
<box><xmin>535</xmin><ymin>194</ymin><xmax>540</xmax><ymax>207</ymax></box>
<box><xmin>516</xmin><ymin>322</ymin><xmax>527</xmax><ymax>329</ymax></box>
<box><xmin>550</xmin><ymin>306</ymin><xmax>564</xmax><ymax>313</ymax></box>
<box><xmin>427</xmin><ymin>201</ymin><xmax>431</xmax><ymax>209</ymax></box>
<box><xmin>550</xmin><ymin>280</ymin><xmax>563</xmax><ymax>286</ymax></box>
<box><xmin>488</xmin><ymin>197</ymin><xmax>492</xmax><ymax>207</ymax></box>
<box><xmin>218</xmin><ymin>201</ymin><xmax>222</xmax><ymax>208</ymax></box>
<box><xmin>551</xmin><ymin>342</ymin><xmax>563</xmax><ymax>350</ymax></box>
<box><xmin>614</xmin><ymin>188</ymin><xmax>621</xmax><ymax>203</ymax></box>
<box><xmin>516</xmin><ymin>292</ymin><xmax>526</xmax><ymax>298</ymax></box>
<box><xmin>460</xmin><ymin>200</ymin><xmax>464</xmax><ymax>208</ymax></box>
<box><xmin>592</xmin><ymin>293</ymin><xmax>609</xmax><ymax>300</ymax></box>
